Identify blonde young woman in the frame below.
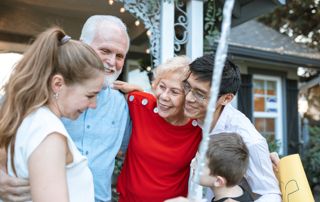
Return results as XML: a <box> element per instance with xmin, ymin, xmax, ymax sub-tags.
<box><xmin>114</xmin><ymin>56</ymin><xmax>202</xmax><ymax>202</ymax></box>
<box><xmin>0</xmin><ymin>27</ymin><xmax>105</xmax><ymax>202</ymax></box>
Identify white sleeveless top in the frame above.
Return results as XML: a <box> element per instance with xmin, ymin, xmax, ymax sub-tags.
<box><xmin>7</xmin><ymin>107</ymin><xmax>94</xmax><ymax>202</ymax></box>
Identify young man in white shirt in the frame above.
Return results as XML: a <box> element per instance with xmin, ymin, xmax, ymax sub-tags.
<box><xmin>183</xmin><ymin>54</ymin><xmax>281</xmax><ymax>202</ymax></box>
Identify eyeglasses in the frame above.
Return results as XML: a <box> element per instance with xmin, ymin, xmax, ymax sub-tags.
<box><xmin>183</xmin><ymin>81</ymin><xmax>208</xmax><ymax>102</ymax></box>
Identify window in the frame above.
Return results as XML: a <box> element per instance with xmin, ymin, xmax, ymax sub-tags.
<box><xmin>253</xmin><ymin>75</ymin><xmax>283</xmax><ymax>153</ymax></box>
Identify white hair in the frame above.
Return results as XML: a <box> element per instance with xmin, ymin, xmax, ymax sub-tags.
<box><xmin>80</xmin><ymin>15</ymin><xmax>130</xmax><ymax>51</ymax></box>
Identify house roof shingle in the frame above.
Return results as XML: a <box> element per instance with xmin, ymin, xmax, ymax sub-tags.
<box><xmin>228</xmin><ymin>20</ymin><xmax>320</xmax><ymax>68</ymax></box>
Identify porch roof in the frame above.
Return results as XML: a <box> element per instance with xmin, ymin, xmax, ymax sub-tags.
<box><xmin>227</xmin><ymin>20</ymin><xmax>320</xmax><ymax>69</ymax></box>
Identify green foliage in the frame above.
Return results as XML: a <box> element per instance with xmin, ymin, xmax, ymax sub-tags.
<box><xmin>266</xmin><ymin>135</ymin><xmax>280</xmax><ymax>153</ymax></box>
<box><xmin>259</xmin><ymin>0</ymin><xmax>320</xmax><ymax>51</ymax></box>
<box><xmin>114</xmin><ymin>156</ymin><xmax>124</xmax><ymax>176</ymax></box>
<box><xmin>111</xmin><ymin>156</ymin><xmax>124</xmax><ymax>202</ymax></box>
<box><xmin>303</xmin><ymin>126</ymin><xmax>320</xmax><ymax>188</ymax></box>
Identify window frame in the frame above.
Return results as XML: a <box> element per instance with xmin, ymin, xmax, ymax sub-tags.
<box><xmin>253</xmin><ymin>74</ymin><xmax>283</xmax><ymax>153</ymax></box>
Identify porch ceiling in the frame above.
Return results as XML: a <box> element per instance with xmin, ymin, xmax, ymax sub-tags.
<box><xmin>0</xmin><ymin>0</ymin><xmax>284</xmax><ymax>53</ymax></box>
<box><xmin>0</xmin><ymin>0</ymin><xmax>148</xmax><ymax>53</ymax></box>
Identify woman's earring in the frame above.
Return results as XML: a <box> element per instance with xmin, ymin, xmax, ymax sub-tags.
<box><xmin>54</xmin><ymin>92</ymin><xmax>59</xmax><ymax>100</ymax></box>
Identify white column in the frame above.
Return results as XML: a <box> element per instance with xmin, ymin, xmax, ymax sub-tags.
<box><xmin>160</xmin><ymin>0</ymin><xmax>174</xmax><ymax>63</ymax></box>
<box><xmin>187</xmin><ymin>0</ymin><xmax>203</xmax><ymax>60</ymax></box>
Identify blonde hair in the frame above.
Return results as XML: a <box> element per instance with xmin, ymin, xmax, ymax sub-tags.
<box><xmin>0</xmin><ymin>27</ymin><xmax>104</xmax><ymax>175</ymax></box>
<box><xmin>151</xmin><ymin>55</ymin><xmax>190</xmax><ymax>91</ymax></box>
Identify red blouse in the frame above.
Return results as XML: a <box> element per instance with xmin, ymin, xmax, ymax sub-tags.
<box><xmin>117</xmin><ymin>91</ymin><xmax>202</xmax><ymax>202</ymax></box>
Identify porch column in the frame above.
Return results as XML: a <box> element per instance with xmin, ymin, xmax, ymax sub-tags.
<box><xmin>160</xmin><ymin>0</ymin><xmax>174</xmax><ymax>63</ymax></box>
<box><xmin>186</xmin><ymin>0</ymin><xmax>203</xmax><ymax>60</ymax></box>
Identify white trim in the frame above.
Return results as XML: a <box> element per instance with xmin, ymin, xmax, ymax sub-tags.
<box><xmin>160</xmin><ymin>0</ymin><xmax>174</xmax><ymax>63</ymax></box>
<box><xmin>253</xmin><ymin>74</ymin><xmax>283</xmax><ymax>154</ymax></box>
<box><xmin>186</xmin><ymin>0</ymin><xmax>203</xmax><ymax>60</ymax></box>
<box><xmin>254</xmin><ymin>112</ymin><xmax>278</xmax><ymax>118</ymax></box>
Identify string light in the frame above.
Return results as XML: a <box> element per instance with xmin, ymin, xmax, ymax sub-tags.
<box><xmin>145</xmin><ymin>49</ymin><xmax>150</xmax><ymax>54</ymax></box>
<box><xmin>146</xmin><ymin>66</ymin><xmax>152</xmax><ymax>72</ymax></box>
<box><xmin>135</xmin><ymin>20</ymin><xmax>140</xmax><ymax>26</ymax></box>
<box><xmin>108</xmin><ymin>0</ymin><xmax>114</xmax><ymax>5</ymax></box>
<box><xmin>120</xmin><ymin>7</ymin><xmax>125</xmax><ymax>13</ymax></box>
<box><xmin>146</xmin><ymin>30</ymin><xmax>152</xmax><ymax>37</ymax></box>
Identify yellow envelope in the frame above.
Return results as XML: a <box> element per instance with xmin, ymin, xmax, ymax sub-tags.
<box><xmin>277</xmin><ymin>154</ymin><xmax>315</xmax><ymax>202</ymax></box>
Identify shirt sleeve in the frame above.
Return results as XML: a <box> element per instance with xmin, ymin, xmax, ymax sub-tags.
<box><xmin>246</xmin><ymin>140</ymin><xmax>282</xmax><ymax>202</ymax></box>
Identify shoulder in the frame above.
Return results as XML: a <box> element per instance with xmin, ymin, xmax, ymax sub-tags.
<box><xmin>128</xmin><ymin>91</ymin><xmax>156</xmax><ymax>105</ymax></box>
<box><xmin>21</xmin><ymin>107</ymin><xmax>67</xmax><ymax>137</ymax></box>
<box><xmin>223</xmin><ymin>105</ymin><xmax>265</xmax><ymax>145</ymax></box>
<box><xmin>96</xmin><ymin>87</ymin><xmax>127</xmax><ymax>108</ymax></box>
<box><xmin>109</xmin><ymin>87</ymin><xmax>126</xmax><ymax>97</ymax></box>
<box><xmin>129</xmin><ymin>91</ymin><xmax>154</xmax><ymax>99</ymax></box>
<box><xmin>100</xmin><ymin>87</ymin><xmax>126</xmax><ymax>100</ymax></box>
<box><xmin>127</xmin><ymin>91</ymin><xmax>157</xmax><ymax>113</ymax></box>
<box><xmin>222</xmin><ymin>105</ymin><xmax>252</xmax><ymax>130</ymax></box>
<box><xmin>225</xmin><ymin>104</ymin><xmax>250</xmax><ymax>123</ymax></box>
<box><xmin>16</xmin><ymin>107</ymin><xmax>69</xmax><ymax>160</ymax></box>
<box><xmin>26</xmin><ymin>107</ymin><xmax>61</xmax><ymax>125</ymax></box>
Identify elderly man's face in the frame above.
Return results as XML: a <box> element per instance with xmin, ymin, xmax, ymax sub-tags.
<box><xmin>90</xmin><ymin>23</ymin><xmax>129</xmax><ymax>84</ymax></box>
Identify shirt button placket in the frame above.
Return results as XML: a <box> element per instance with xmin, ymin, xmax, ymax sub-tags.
<box><xmin>84</xmin><ymin>123</ymin><xmax>91</xmax><ymax>156</ymax></box>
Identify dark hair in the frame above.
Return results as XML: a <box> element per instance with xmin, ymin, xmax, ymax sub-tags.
<box><xmin>206</xmin><ymin>133</ymin><xmax>249</xmax><ymax>187</ymax></box>
<box><xmin>189</xmin><ymin>54</ymin><xmax>241</xmax><ymax>95</ymax></box>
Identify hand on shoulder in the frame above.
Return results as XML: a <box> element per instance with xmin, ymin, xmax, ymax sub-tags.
<box><xmin>112</xmin><ymin>80</ymin><xmax>144</xmax><ymax>94</ymax></box>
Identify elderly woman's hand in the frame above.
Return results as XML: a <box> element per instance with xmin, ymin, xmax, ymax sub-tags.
<box><xmin>112</xmin><ymin>80</ymin><xmax>144</xmax><ymax>94</ymax></box>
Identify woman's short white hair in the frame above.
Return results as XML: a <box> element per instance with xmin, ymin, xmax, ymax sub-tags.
<box><xmin>80</xmin><ymin>15</ymin><xmax>130</xmax><ymax>51</ymax></box>
<box><xmin>152</xmin><ymin>55</ymin><xmax>191</xmax><ymax>91</ymax></box>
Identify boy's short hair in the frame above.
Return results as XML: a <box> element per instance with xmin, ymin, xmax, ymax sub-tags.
<box><xmin>206</xmin><ymin>133</ymin><xmax>249</xmax><ymax>187</ymax></box>
<box><xmin>189</xmin><ymin>54</ymin><xmax>241</xmax><ymax>96</ymax></box>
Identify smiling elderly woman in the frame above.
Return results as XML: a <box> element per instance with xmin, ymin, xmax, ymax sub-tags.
<box><xmin>115</xmin><ymin>56</ymin><xmax>202</xmax><ymax>202</ymax></box>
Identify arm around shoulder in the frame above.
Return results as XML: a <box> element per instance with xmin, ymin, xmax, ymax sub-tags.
<box><xmin>112</xmin><ymin>80</ymin><xmax>144</xmax><ymax>99</ymax></box>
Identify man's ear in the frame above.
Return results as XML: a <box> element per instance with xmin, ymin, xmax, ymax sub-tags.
<box><xmin>213</xmin><ymin>175</ymin><xmax>227</xmax><ymax>187</ymax></box>
<box><xmin>51</xmin><ymin>74</ymin><xmax>64</xmax><ymax>93</ymax></box>
<box><xmin>220</xmin><ymin>93</ymin><xmax>234</xmax><ymax>106</ymax></box>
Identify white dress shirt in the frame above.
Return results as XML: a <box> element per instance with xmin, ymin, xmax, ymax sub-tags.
<box><xmin>190</xmin><ymin>104</ymin><xmax>282</xmax><ymax>202</ymax></box>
